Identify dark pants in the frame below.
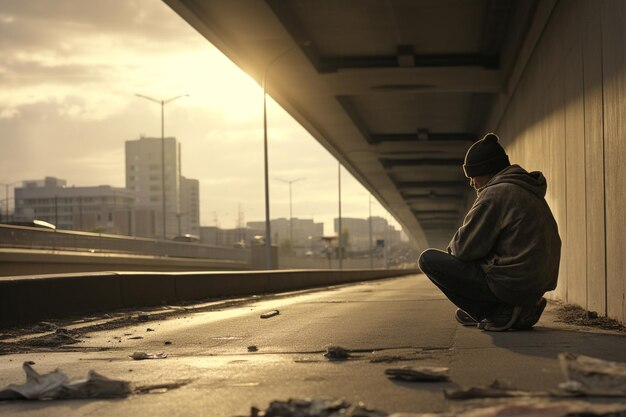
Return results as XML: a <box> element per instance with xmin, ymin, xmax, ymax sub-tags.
<box><xmin>418</xmin><ymin>249</ymin><xmax>509</xmax><ymax>321</ymax></box>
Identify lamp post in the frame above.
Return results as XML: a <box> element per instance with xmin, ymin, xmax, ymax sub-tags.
<box><xmin>135</xmin><ymin>93</ymin><xmax>188</xmax><ymax>240</ymax></box>
<box><xmin>337</xmin><ymin>162</ymin><xmax>343</xmax><ymax>269</ymax></box>
<box><xmin>262</xmin><ymin>43</ymin><xmax>308</xmax><ymax>269</ymax></box>
<box><xmin>276</xmin><ymin>177</ymin><xmax>305</xmax><ymax>249</ymax></box>
<box><xmin>369</xmin><ymin>194</ymin><xmax>373</xmax><ymax>269</ymax></box>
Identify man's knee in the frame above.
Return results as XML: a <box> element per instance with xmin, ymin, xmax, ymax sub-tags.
<box><xmin>418</xmin><ymin>248</ymin><xmax>440</xmax><ymax>273</ymax></box>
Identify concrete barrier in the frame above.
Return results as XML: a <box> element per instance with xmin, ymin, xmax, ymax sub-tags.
<box><xmin>0</xmin><ymin>269</ymin><xmax>419</xmax><ymax>328</ymax></box>
<box><xmin>0</xmin><ymin>249</ymin><xmax>250</xmax><ymax>277</ymax></box>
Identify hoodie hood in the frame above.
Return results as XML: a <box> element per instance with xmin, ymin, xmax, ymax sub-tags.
<box><xmin>483</xmin><ymin>164</ymin><xmax>547</xmax><ymax>198</ymax></box>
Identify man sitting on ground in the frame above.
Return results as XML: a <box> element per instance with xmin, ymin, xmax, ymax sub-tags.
<box><xmin>418</xmin><ymin>133</ymin><xmax>561</xmax><ymax>331</ymax></box>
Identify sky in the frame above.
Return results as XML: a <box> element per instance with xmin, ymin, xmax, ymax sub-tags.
<box><xmin>0</xmin><ymin>0</ymin><xmax>401</xmax><ymax>234</ymax></box>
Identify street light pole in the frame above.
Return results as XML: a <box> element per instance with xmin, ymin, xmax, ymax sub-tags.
<box><xmin>369</xmin><ymin>194</ymin><xmax>373</xmax><ymax>269</ymax></box>
<box><xmin>262</xmin><ymin>44</ymin><xmax>306</xmax><ymax>269</ymax></box>
<box><xmin>337</xmin><ymin>162</ymin><xmax>343</xmax><ymax>270</ymax></box>
<box><xmin>276</xmin><ymin>177</ymin><xmax>305</xmax><ymax>249</ymax></box>
<box><xmin>135</xmin><ymin>94</ymin><xmax>188</xmax><ymax>240</ymax></box>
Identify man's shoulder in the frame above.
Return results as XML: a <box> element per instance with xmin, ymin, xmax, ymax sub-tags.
<box><xmin>479</xmin><ymin>182</ymin><xmax>516</xmax><ymax>198</ymax></box>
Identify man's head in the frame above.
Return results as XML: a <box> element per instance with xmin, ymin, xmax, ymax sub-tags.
<box><xmin>463</xmin><ymin>133</ymin><xmax>510</xmax><ymax>190</ymax></box>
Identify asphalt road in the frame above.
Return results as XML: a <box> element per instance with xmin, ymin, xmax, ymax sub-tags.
<box><xmin>1</xmin><ymin>274</ymin><xmax>626</xmax><ymax>416</ymax></box>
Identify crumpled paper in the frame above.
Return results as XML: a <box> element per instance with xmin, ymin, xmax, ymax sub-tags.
<box><xmin>385</xmin><ymin>366</ymin><xmax>450</xmax><ymax>382</ymax></box>
<box><xmin>250</xmin><ymin>398</ymin><xmax>387</xmax><ymax>417</ymax></box>
<box><xmin>130</xmin><ymin>351</ymin><xmax>167</xmax><ymax>360</ymax></box>
<box><xmin>456</xmin><ymin>400</ymin><xmax>626</xmax><ymax>417</ymax></box>
<box><xmin>0</xmin><ymin>361</ymin><xmax>131</xmax><ymax>400</ymax></box>
<box><xmin>559</xmin><ymin>352</ymin><xmax>626</xmax><ymax>396</ymax></box>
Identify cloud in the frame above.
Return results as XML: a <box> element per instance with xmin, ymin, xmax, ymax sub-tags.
<box><xmin>0</xmin><ymin>0</ymin><xmax>403</xmax><ymax>234</ymax></box>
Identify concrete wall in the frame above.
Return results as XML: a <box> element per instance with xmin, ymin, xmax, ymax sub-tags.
<box><xmin>490</xmin><ymin>0</ymin><xmax>626</xmax><ymax>322</ymax></box>
<box><xmin>0</xmin><ymin>269</ymin><xmax>418</xmax><ymax>328</ymax></box>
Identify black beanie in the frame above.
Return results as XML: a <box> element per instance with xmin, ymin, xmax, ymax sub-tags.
<box><xmin>463</xmin><ymin>133</ymin><xmax>510</xmax><ymax>178</ymax></box>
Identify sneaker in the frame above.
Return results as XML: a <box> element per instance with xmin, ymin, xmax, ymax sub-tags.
<box><xmin>455</xmin><ymin>309</ymin><xmax>478</xmax><ymax>326</ymax></box>
<box><xmin>513</xmin><ymin>297</ymin><xmax>547</xmax><ymax>330</ymax></box>
<box><xmin>478</xmin><ymin>305</ymin><xmax>522</xmax><ymax>332</ymax></box>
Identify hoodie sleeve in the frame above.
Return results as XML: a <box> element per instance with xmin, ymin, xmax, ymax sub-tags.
<box><xmin>447</xmin><ymin>191</ymin><xmax>501</xmax><ymax>262</ymax></box>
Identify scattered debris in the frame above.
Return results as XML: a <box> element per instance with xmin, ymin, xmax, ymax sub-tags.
<box><xmin>454</xmin><ymin>400</ymin><xmax>626</xmax><ymax>417</ymax></box>
<box><xmin>247</xmin><ymin>400</ymin><xmax>626</xmax><ymax>417</ymax></box>
<box><xmin>133</xmin><ymin>380</ymin><xmax>192</xmax><ymax>395</ymax></box>
<box><xmin>26</xmin><ymin>328</ymin><xmax>81</xmax><ymax>347</ymax></box>
<box><xmin>248</xmin><ymin>345</ymin><xmax>258</xmax><ymax>352</ymax></box>
<box><xmin>260</xmin><ymin>310</ymin><xmax>280</xmax><ymax>319</ymax></box>
<box><xmin>228</xmin><ymin>382</ymin><xmax>260</xmax><ymax>387</ymax></box>
<box><xmin>127</xmin><ymin>336</ymin><xmax>144</xmax><ymax>340</ymax></box>
<box><xmin>556</xmin><ymin>304</ymin><xmax>625</xmax><ymax>332</ymax></box>
<box><xmin>385</xmin><ymin>366</ymin><xmax>450</xmax><ymax>382</ymax></box>
<box><xmin>444</xmin><ymin>380</ymin><xmax>559</xmax><ymax>399</ymax></box>
<box><xmin>248</xmin><ymin>398</ymin><xmax>387</xmax><ymax>417</ymax></box>
<box><xmin>369</xmin><ymin>350</ymin><xmax>426</xmax><ymax>363</ymax></box>
<box><xmin>32</xmin><ymin>322</ymin><xmax>57</xmax><ymax>332</ymax></box>
<box><xmin>559</xmin><ymin>352</ymin><xmax>626</xmax><ymax>396</ymax></box>
<box><xmin>324</xmin><ymin>346</ymin><xmax>351</xmax><ymax>361</ymax></box>
<box><xmin>129</xmin><ymin>352</ymin><xmax>167</xmax><ymax>360</ymax></box>
<box><xmin>136</xmin><ymin>312</ymin><xmax>150</xmax><ymax>322</ymax></box>
<box><xmin>0</xmin><ymin>362</ymin><xmax>131</xmax><ymax>400</ymax></box>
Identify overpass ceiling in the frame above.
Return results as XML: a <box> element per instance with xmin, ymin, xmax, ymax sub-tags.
<box><xmin>164</xmin><ymin>0</ymin><xmax>540</xmax><ymax>248</ymax></box>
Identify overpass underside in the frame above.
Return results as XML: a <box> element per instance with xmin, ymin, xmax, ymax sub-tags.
<box><xmin>163</xmin><ymin>0</ymin><xmax>626</xmax><ymax>324</ymax></box>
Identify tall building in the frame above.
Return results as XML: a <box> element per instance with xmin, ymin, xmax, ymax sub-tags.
<box><xmin>125</xmin><ymin>136</ymin><xmax>199</xmax><ymax>239</ymax></box>
<box><xmin>179</xmin><ymin>176</ymin><xmax>200</xmax><ymax>236</ymax></box>
<box><xmin>13</xmin><ymin>177</ymin><xmax>136</xmax><ymax>234</ymax></box>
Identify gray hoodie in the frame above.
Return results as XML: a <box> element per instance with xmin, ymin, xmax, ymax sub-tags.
<box><xmin>448</xmin><ymin>164</ymin><xmax>561</xmax><ymax>306</ymax></box>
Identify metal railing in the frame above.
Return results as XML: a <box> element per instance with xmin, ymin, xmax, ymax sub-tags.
<box><xmin>0</xmin><ymin>224</ymin><xmax>250</xmax><ymax>262</ymax></box>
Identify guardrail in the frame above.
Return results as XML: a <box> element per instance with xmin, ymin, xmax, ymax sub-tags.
<box><xmin>0</xmin><ymin>224</ymin><xmax>250</xmax><ymax>262</ymax></box>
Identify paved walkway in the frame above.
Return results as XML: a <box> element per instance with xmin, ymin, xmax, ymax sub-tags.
<box><xmin>0</xmin><ymin>274</ymin><xmax>625</xmax><ymax>416</ymax></box>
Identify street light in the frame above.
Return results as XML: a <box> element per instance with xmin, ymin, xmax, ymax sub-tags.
<box><xmin>262</xmin><ymin>43</ymin><xmax>308</xmax><ymax>269</ymax></box>
<box><xmin>135</xmin><ymin>93</ymin><xmax>188</xmax><ymax>240</ymax></box>
<box><xmin>369</xmin><ymin>194</ymin><xmax>373</xmax><ymax>269</ymax></box>
<box><xmin>276</xmin><ymin>177</ymin><xmax>305</xmax><ymax>248</ymax></box>
<box><xmin>337</xmin><ymin>162</ymin><xmax>343</xmax><ymax>269</ymax></box>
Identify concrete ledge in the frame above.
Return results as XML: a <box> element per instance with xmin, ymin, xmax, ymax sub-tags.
<box><xmin>0</xmin><ymin>269</ymin><xmax>419</xmax><ymax>328</ymax></box>
<box><xmin>0</xmin><ymin>249</ymin><xmax>250</xmax><ymax>277</ymax></box>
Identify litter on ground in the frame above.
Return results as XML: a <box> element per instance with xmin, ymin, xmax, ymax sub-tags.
<box><xmin>385</xmin><ymin>366</ymin><xmax>450</xmax><ymax>382</ymax></box>
<box><xmin>246</xmin><ymin>398</ymin><xmax>626</xmax><ymax>417</ymax></box>
<box><xmin>324</xmin><ymin>346</ymin><xmax>351</xmax><ymax>361</ymax></box>
<box><xmin>559</xmin><ymin>352</ymin><xmax>626</xmax><ymax>396</ymax></box>
<box><xmin>248</xmin><ymin>398</ymin><xmax>388</xmax><ymax>417</ymax></box>
<box><xmin>0</xmin><ymin>361</ymin><xmax>131</xmax><ymax>400</ymax></box>
<box><xmin>130</xmin><ymin>351</ymin><xmax>167</xmax><ymax>360</ymax></box>
<box><xmin>260</xmin><ymin>310</ymin><xmax>280</xmax><ymax>319</ymax></box>
<box><xmin>444</xmin><ymin>380</ymin><xmax>560</xmax><ymax>399</ymax></box>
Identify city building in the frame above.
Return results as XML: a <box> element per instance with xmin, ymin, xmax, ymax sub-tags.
<box><xmin>179</xmin><ymin>176</ymin><xmax>200</xmax><ymax>236</ymax></box>
<box><xmin>334</xmin><ymin>216</ymin><xmax>402</xmax><ymax>252</ymax></box>
<box><xmin>13</xmin><ymin>177</ymin><xmax>137</xmax><ymax>234</ymax></box>
<box><xmin>125</xmin><ymin>136</ymin><xmax>200</xmax><ymax>239</ymax></box>
<box><xmin>199</xmin><ymin>226</ymin><xmax>258</xmax><ymax>248</ymax></box>
<box><xmin>247</xmin><ymin>218</ymin><xmax>324</xmax><ymax>254</ymax></box>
